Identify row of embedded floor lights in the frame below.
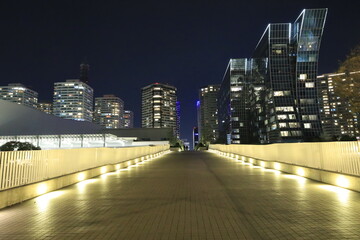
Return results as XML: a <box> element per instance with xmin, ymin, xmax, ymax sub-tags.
<box><xmin>34</xmin><ymin>150</ymin><xmax>171</xmax><ymax>211</ymax></box>
<box><xmin>210</xmin><ymin>149</ymin><xmax>353</xmax><ymax>203</ymax></box>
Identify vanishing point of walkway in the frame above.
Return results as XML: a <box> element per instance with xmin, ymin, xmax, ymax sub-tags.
<box><xmin>1</xmin><ymin>151</ymin><xmax>360</xmax><ymax>239</ymax></box>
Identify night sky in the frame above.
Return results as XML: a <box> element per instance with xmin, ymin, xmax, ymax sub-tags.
<box><xmin>1</xmin><ymin>1</ymin><xmax>359</xmax><ymax>142</ymax></box>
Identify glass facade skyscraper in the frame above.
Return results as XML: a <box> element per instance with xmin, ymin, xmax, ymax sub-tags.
<box><xmin>218</xmin><ymin>59</ymin><xmax>252</xmax><ymax>144</ymax></box>
<box><xmin>218</xmin><ymin>9</ymin><xmax>327</xmax><ymax>144</ymax></box>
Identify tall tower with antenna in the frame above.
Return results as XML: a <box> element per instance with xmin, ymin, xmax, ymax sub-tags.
<box><xmin>80</xmin><ymin>58</ymin><xmax>90</xmax><ymax>83</ymax></box>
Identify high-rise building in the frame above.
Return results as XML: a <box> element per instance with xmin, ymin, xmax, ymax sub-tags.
<box><xmin>175</xmin><ymin>101</ymin><xmax>181</xmax><ymax>138</ymax></box>
<box><xmin>218</xmin><ymin>8</ymin><xmax>327</xmax><ymax>144</ymax></box>
<box><xmin>218</xmin><ymin>59</ymin><xmax>254</xmax><ymax>144</ymax></box>
<box><xmin>80</xmin><ymin>60</ymin><xmax>90</xmax><ymax>84</ymax></box>
<box><xmin>94</xmin><ymin>94</ymin><xmax>124</xmax><ymax>128</ymax></box>
<box><xmin>38</xmin><ymin>101</ymin><xmax>53</xmax><ymax>114</ymax></box>
<box><xmin>0</xmin><ymin>83</ymin><xmax>38</xmax><ymax>108</ymax></box>
<box><xmin>141</xmin><ymin>83</ymin><xmax>178</xmax><ymax>137</ymax></box>
<box><xmin>318</xmin><ymin>71</ymin><xmax>360</xmax><ymax>139</ymax></box>
<box><xmin>123</xmin><ymin>110</ymin><xmax>134</xmax><ymax>128</ymax></box>
<box><xmin>53</xmin><ymin>79</ymin><xmax>93</xmax><ymax>122</ymax></box>
<box><xmin>198</xmin><ymin>84</ymin><xmax>220</xmax><ymax>143</ymax></box>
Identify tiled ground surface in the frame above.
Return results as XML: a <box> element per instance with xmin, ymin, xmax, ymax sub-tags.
<box><xmin>1</xmin><ymin>151</ymin><xmax>360</xmax><ymax>239</ymax></box>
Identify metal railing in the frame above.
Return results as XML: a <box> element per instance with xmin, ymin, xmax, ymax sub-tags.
<box><xmin>209</xmin><ymin>142</ymin><xmax>360</xmax><ymax>176</ymax></box>
<box><xmin>0</xmin><ymin>145</ymin><xmax>169</xmax><ymax>190</ymax></box>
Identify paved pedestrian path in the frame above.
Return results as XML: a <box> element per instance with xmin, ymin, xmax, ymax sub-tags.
<box><xmin>1</xmin><ymin>151</ymin><xmax>360</xmax><ymax>239</ymax></box>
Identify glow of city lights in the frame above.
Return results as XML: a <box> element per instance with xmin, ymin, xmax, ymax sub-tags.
<box><xmin>115</xmin><ymin>164</ymin><xmax>121</xmax><ymax>170</ymax></box>
<box><xmin>260</xmin><ymin>161</ymin><xmax>266</xmax><ymax>167</ymax></box>
<box><xmin>249</xmin><ymin>158</ymin><xmax>254</xmax><ymax>164</ymax></box>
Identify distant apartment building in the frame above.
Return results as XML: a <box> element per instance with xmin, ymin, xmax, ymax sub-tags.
<box><xmin>318</xmin><ymin>71</ymin><xmax>360</xmax><ymax>139</ymax></box>
<box><xmin>123</xmin><ymin>110</ymin><xmax>134</xmax><ymax>128</ymax></box>
<box><xmin>0</xmin><ymin>83</ymin><xmax>38</xmax><ymax>108</ymax></box>
<box><xmin>53</xmin><ymin>79</ymin><xmax>93</xmax><ymax>122</ymax></box>
<box><xmin>141</xmin><ymin>83</ymin><xmax>179</xmax><ymax>138</ymax></box>
<box><xmin>38</xmin><ymin>101</ymin><xmax>53</xmax><ymax>114</ymax></box>
<box><xmin>198</xmin><ymin>85</ymin><xmax>220</xmax><ymax>143</ymax></box>
<box><xmin>218</xmin><ymin>8</ymin><xmax>327</xmax><ymax>144</ymax></box>
<box><xmin>94</xmin><ymin>94</ymin><xmax>124</xmax><ymax>128</ymax></box>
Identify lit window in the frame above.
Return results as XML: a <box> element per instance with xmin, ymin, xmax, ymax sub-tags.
<box><xmin>289</xmin><ymin>122</ymin><xmax>299</xmax><ymax>128</ymax></box>
<box><xmin>277</xmin><ymin>115</ymin><xmax>287</xmax><ymax>120</ymax></box>
<box><xmin>281</xmin><ymin>131</ymin><xmax>289</xmax><ymax>136</ymax></box>
<box><xmin>299</xmin><ymin>74</ymin><xmax>307</xmax><ymax>80</ymax></box>
<box><xmin>305</xmin><ymin>82</ymin><xmax>315</xmax><ymax>88</ymax></box>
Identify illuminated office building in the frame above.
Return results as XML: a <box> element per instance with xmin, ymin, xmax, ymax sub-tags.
<box><xmin>218</xmin><ymin>9</ymin><xmax>327</xmax><ymax>144</ymax></box>
<box><xmin>0</xmin><ymin>83</ymin><xmax>38</xmax><ymax>108</ymax></box>
<box><xmin>53</xmin><ymin>79</ymin><xmax>93</xmax><ymax>122</ymax></box>
<box><xmin>38</xmin><ymin>101</ymin><xmax>53</xmax><ymax>114</ymax></box>
<box><xmin>198</xmin><ymin>85</ymin><xmax>220</xmax><ymax>143</ymax></box>
<box><xmin>218</xmin><ymin>59</ymin><xmax>253</xmax><ymax>144</ymax></box>
<box><xmin>123</xmin><ymin>110</ymin><xmax>134</xmax><ymax>128</ymax></box>
<box><xmin>318</xmin><ymin>71</ymin><xmax>360</xmax><ymax>139</ymax></box>
<box><xmin>141</xmin><ymin>83</ymin><xmax>178</xmax><ymax>138</ymax></box>
<box><xmin>94</xmin><ymin>94</ymin><xmax>124</xmax><ymax>128</ymax></box>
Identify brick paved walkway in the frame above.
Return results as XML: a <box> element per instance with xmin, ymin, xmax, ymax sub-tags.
<box><xmin>1</xmin><ymin>151</ymin><xmax>360</xmax><ymax>239</ymax></box>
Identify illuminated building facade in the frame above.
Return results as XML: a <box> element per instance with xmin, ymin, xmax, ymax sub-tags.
<box><xmin>318</xmin><ymin>71</ymin><xmax>360</xmax><ymax>139</ymax></box>
<box><xmin>0</xmin><ymin>83</ymin><xmax>38</xmax><ymax>108</ymax></box>
<box><xmin>198</xmin><ymin>84</ymin><xmax>220</xmax><ymax>143</ymax></box>
<box><xmin>94</xmin><ymin>94</ymin><xmax>124</xmax><ymax>128</ymax></box>
<box><xmin>53</xmin><ymin>79</ymin><xmax>93</xmax><ymax>122</ymax></box>
<box><xmin>218</xmin><ymin>59</ymin><xmax>252</xmax><ymax>144</ymax></box>
<box><xmin>38</xmin><ymin>101</ymin><xmax>53</xmax><ymax>114</ymax></box>
<box><xmin>141</xmin><ymin>83</ymin><xmax>178</xmax><ymax>138</ymax></box>
<box><xmin>218</xmin><ymin>9</ymin><xmax>327</xmax><ymax>144</ymax></box>
<box><xmin>123</xmin><ymin>110</ymin><xmax>134</xmax><ymax>128</ymax></box>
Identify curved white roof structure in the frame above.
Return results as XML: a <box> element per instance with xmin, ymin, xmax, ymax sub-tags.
<box><xmin>0</xmin><ymin>100</ymin><xmax>104</xmax><ymax>136</ymax></box>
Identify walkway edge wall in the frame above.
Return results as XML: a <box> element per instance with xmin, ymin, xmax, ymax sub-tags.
<box><xmin>0</xmin><ymin>146</ymin><xmax>169</xmax><ymax>209</ymax></box>
<box><xmin>209</xmin><ymin>143</ymin><xmax>360</xmax><ymax>192</ymax></box>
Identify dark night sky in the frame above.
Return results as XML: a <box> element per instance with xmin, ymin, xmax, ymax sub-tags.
<box><xmin>0</xmin><ymin>0</ymin><xmax>359</xmax><ymax>142</ymax></box>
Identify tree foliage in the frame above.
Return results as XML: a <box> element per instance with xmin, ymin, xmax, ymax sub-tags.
<box><xmin>333</xmin><ymin>44</ymin><xmax>360</xmax><ymax>115</ymax></box>
<box><xmin>0</xmin><ymin>141</ymin><xmax>41</xmax><ymax>151</ymax></box>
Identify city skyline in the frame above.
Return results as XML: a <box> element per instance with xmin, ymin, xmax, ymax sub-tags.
<box><xmin>0</xmin><ymin>1</ymin><xmax>359</xmax><ymax>141</ymax></box>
